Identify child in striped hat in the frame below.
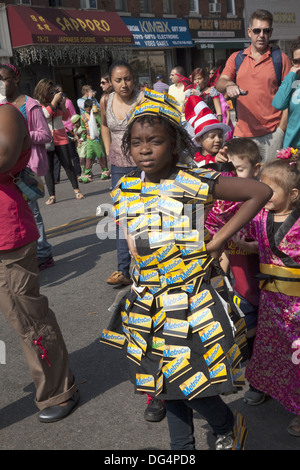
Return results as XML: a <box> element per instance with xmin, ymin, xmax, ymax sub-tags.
<box><xmin>185</xmin><ymin>95</ymin><xmax>231</xmax><ymax>167</ymax></box>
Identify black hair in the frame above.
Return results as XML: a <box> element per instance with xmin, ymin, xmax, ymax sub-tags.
<box><xmin>109</xmin><ymin>60</ymin><xmax>134</xmax><ymax>79</ymax></box>
<box><xmin>122</xmin><ymin>114</ymin><xmax>197</xmax><ymax>166</ymax></box>
<box><xmin>0</xmin><ymin>63</ymin><xmax>20</xmax><ymax>77</ymax></box>
<box><xmin>171</xmin><ymin>65</ymin><xmax>185</xmax><ymax>76</ymax></box>
<box><xmin>84</xmin><ymin>98</ymin><xmax>94</xmax><ymax>108</ymax></box>
<box><xmin>290</xmin><ymin>36</ymin><xmax>300</xmax><ymax>57</ymax></box>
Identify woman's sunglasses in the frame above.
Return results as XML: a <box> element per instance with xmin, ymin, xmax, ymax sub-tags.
<box><xmin>292</xmin><ymin>58</ymin><xmax>300</xmax><ymax>65</ymax></box>
<box><xmin>251</xmin><ymin>28</ymin><xmax>272</xmax><ymax>35</ymax></box>
<box><xmin>100</xmin><ymin>81</ymin><xmax>107</xmax><ymax>85</ymax></box>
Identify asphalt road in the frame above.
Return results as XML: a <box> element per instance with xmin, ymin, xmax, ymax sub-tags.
<box><xmin>0</xmin><ymin>166</ymin><xmax>299</xmax><ymax>452</ymax></box>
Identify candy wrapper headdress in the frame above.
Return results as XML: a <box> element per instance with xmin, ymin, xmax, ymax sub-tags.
<box><xmin>185</xmin><ymin>95</ymin><xmax>231</xmax><ymax>146</ymax></box>
<box><xmin>127</xmin><ymin>88</ymin><xmax>182</xmax><ymax>127</ymax></box>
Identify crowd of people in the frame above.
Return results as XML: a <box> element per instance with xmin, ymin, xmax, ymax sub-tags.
<box><xmin>0</xmin><ymin>8</ymin><xmax>300</xmax><ymax>450</ymax></box>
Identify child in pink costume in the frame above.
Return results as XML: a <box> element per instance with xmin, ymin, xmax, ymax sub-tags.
<box><xmin>238</xmin><ymin>149</ymin><xmax>300</xmax><ymax>437</ymax></box>
<box><xmin>219</xmin><ymin>93</ymin><xmax>234</xmax><ymax>141</ymax></box>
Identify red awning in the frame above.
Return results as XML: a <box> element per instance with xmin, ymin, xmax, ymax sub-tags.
<box><xmin>6</xmin><ymin>5</ymin><xmax>134</xmax><ymax>48</ymax></box>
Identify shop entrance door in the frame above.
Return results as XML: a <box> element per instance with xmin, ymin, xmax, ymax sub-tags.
<box><xmin>54</xmin><ymin>65</ymin><xmax>101</xmax><ymax>112</ymax></box>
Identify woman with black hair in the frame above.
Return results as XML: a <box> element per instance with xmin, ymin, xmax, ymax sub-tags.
<box><xmin>101</xmin><ymin>60</ymin><xmax>141</xmax><ymax>286</ymax></box>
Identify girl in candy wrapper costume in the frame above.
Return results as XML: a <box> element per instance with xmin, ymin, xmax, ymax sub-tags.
<box><xmin>238</xmin><ymin>149</ymin><xmax>300</xmax><ymax>437</ymax></box>
<box><xmin>100</xmin><ymin>89</ymin><xmax>272</xmax><ymax>450</ymax></box>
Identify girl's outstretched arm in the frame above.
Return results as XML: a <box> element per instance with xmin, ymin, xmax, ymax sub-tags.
<box><xmin>206</xmin><ymin>175</ymin><xmax>272</xmax><ymax>259</ymax></box>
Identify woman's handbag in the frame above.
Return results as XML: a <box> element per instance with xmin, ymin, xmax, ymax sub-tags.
<box><xmin>45</xmin><ymin>116</ymin><xmax>55</xmax><ymax>151</ymax></box>
<box><xmin>8</xmin><ymin>167</ymin><xmax>44</xmax><ymax>202</ymax></box>
<box><xmin>45</xmin><ymin>137</ymin><xmax>55</xmax><ymax>151</ymax></box>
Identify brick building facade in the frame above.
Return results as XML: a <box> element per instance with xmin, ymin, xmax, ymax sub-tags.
<box><xmin>3</xmin><ymin>0</ymin><xmax>296</xmax><ymax>110</ymax></box>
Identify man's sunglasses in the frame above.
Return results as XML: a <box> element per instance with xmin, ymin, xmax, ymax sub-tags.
<box><xmin>251</xmin><ymin>28</ymin><xmax>272</xmax><ymax>35</ymax></box>
<box><xmin>292</xmin><ymin>58</ymin><xmax>300</xmax><ymax>65</ymax></box>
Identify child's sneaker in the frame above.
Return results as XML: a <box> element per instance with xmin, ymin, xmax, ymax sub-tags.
<box><xmin>37</xmin><ymin>255</ymin><xmax>55</xmax><ymax>271</ymax></box>
<box><xmin>215</xmin><ymin>432</ymin><xmax>234</xmax><ymax>450</ymax></box>
<box><xmin>244</xmin><ymin>386</ymin><xmax>266</xmax><ymax>405</ymax></box>
<box><xmin>144</xmin><ymin>395</ymin><xmax>166</xmax><ymax>422</ymax></box>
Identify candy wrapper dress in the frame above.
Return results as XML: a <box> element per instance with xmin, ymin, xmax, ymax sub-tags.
<box><xmin>100</xmin><ymin>165</ymin><xmax>248</xmax><ymax>402</ymax></box>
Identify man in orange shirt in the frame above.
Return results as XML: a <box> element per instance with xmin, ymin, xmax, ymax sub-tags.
<box><xmin>217</xmin><ymin>9</ymin><xmax>291</xmax><ymax>162</ymax></box>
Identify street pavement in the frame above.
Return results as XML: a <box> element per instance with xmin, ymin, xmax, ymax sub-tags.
<box><xmin>0</xmin><ymin>166</ymin><xmax>299</xmax><ymax>451</ymax></box>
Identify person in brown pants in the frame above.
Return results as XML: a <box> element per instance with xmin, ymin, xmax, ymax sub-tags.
<box><xmin>0</xmin><ymin>99</ymin><xmax>79</xmax><ymax>422</ymax></box>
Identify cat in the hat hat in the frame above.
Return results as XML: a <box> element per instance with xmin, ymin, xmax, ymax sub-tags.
<box><xmin>185</xmin><ymin>95</ymin><xmax>231</xmax><ymax>167</ymax></box>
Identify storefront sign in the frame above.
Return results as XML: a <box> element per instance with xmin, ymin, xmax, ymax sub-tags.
<box><xmin>6</xmin><ymin>5</ymin><xmax>134</xmax><ymax>47</ymax></box>
<box><xmin>273</xmin><ymin>12</ymin><xmax>296</xmax><ymax>23</ymax></box>
<box><xmin>196</xmin><ymin>42</ymin><xmax>250</xmax><ymax>50</ymax></box>
<box><xmin>189</xmin><ymin>17</ymin><xmax>245</xmax><ymax>39</ymax></box>
<box><xmin>198</xmin><ymin>43</ymin><xmax>214</xmax><ymax>49</ymax></box>
<box><xmin>197</xmin><ymin>31</ymin><xmax>235</xmax><ymax>38</ymax></box>
<box><xmin>244</xmin><ymin>1</ymin><xmax>299</xmax><ymax>40</ymax></box>
<box><xmin>122</xmin><ymin>17</ymin><xmax>193</xmax><ymax>48</ymax></box>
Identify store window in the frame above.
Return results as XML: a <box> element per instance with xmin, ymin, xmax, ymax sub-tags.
<box><xmin>214</xmin><ymin>48</ymin><xmax>226</xmax><ymax>67</ymax></box>
<box><xmin>202</xmin><ymin>48</ymin><xmax>227</xmax><ymax>71</ymax></box>
<box><xmin>129</xmin><ymin>50</ymin><xmax>168</xmax><ymax>88</ymax></box>
<box><xmin>49</xmin><ymin>0</ymin><xmax>63</xmax><ymax>6</ymax></box>
<box><xmin>227</xmin><ymin>0</ymin><xmax>235</xmax><ymax>15</ymax></box>
<box><xmin>15</xmin><ymin>0</ymin><xmax>31</xmax><ymax>4</ymax></box>
<box><xmin>80</xmin><ymin>0</ymin><xmax>97</xmax><ymax>8</ymax></box>
<box><xmin>163</xmin><ymin>0</ymin><xmax>173</xmax><ymax>14</ymax></box>
<box><xmin>115</xmin><ymin>0</ymin><xmax>128</xmax><ymax>11</ymax></box>
<box><xmin>203</xmin><ymin>49</ymin><xmax>214</xmax><ymax>71</ymax></box>
<box><xmin>189</xmin><ymin>0</ymin><xmax>199</xmax><ymax>14</ymax></box>
<box><xmin>140</xmin><ymin>0</ymin><xmax>152</xmax><ymax>14</ymax></box>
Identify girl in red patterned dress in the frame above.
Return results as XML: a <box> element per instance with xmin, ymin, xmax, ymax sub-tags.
<box><xmin>238</xmin><ymin>149</ymin><xmax>300</xmax><ymax>436</ymax></box>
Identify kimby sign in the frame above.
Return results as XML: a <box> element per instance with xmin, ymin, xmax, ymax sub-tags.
<box><xmin>6</xmin><ymin>5</ymin><xmax>134</xmax><ymax>47</ymax></box>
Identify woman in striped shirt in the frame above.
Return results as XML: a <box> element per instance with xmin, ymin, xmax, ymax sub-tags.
<box><xmin>34</xmin><ymin>79</ymin><xmax>84</xmax><ymax>204</ymax></box>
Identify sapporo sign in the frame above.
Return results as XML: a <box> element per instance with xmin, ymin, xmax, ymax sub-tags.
<box><xmin>7</xmin><ymin>5</ymin><xmax>134</xmax><ymax>47</ymax></box>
